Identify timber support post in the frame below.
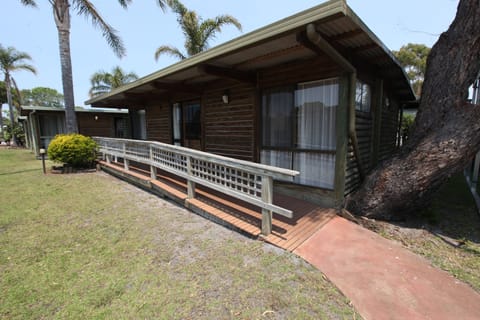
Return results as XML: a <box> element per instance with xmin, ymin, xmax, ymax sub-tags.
<box><xmin>123</xmin><ymin>142</ymin><xmax>129</xmax><ymax>171</ymax></box>
<box><xmin>150</xmin><ymin>146</ymin><xmax>157</xmax><ymax>180</ymax></box>
<box><xmin>261</xmin><ymin>176</ymin><xmax>273</xmax><ymax>235</ymax></box>
<box><xmin>186</xmin><ymin>156</ymin><xmax>195</xmax><ymax>199</ymax></box>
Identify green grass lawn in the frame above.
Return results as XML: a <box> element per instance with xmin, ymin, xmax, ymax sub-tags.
<box><xmin>0</xmin><ymin>148</ymin><xmax>359</xmax><ymax>319</ymax></box>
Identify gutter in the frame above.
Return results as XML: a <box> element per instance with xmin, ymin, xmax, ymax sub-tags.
<box><xmin>305</xmin><ymin>24</ymin><xmax>365</xmax><ymax>180</ymax></box>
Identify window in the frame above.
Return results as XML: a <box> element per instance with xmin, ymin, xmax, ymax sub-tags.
<box><xmin>261</xmin><ymin>78</ymin><xmax>339</xmax><ymax>189</ymax></box>
<box><xmin>172</xmin><ymin>103</ymin><xmax>182</xmax><ymax>146</ymax></box>
<box><xmin>262</xmin><ymin>89</ymin><xmax>294</xmax><ymax>148</ymax></box>
<box><xmin>39</xmin><ymin>114</ymin><xmax>65</xmax><ymax>149</ymax></box>
<box><xmin>131</xmin><ymin>110</ymin><xmax>146</xmax><ymax>140</ymax></box>
<box><xmin>355</xmin><ymin>80</ymin><xmax>371</xmax><ymax>112</ymax></box>
<box><xmin>184</xmin><ymin>103</ymin><xmax>201</xmax><ymax>140</ymax></box>
<box><xmin>114</xmin><ymin>117</ymin><xmax>129</xmax><ymax>138</ymax></box>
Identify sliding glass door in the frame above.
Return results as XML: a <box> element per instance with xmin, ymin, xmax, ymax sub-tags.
<box><xmin>172</xmin><ymin>102</ymin><xmax>201</xmax><ymax>150</ymax></box>
<box><xmin>261</xmin><ymin>78</ymin><xmax>339</xmax><ymax>189</ymax></box>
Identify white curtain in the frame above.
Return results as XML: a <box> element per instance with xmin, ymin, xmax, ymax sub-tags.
<box><xmin>172</xmin><ymin>103</ymin><xmax>181</xmax><ymax>145</ymax></box>
<box><xmin>294</xmin><ymin>152</ymin><xmax>335</xmax><ymax>189</ymax></box>
<box><xmin>296</xmin><ymin>79</ymin><xmax>337</xmax><ymax>150</ymax></box>
<box><xmin>294</xmin><ymin>79</ymin><xmax>338</xmax><ymax>188</ymax></box>
<box><xmin>261</xmin><ymin>150</ymin><xmax>292</xmax><ymax>182</ymax></box>
<box><xmin>261</xmin><ymin>78</ymin><xmax>339</xmax><ymax>189</ymax></box>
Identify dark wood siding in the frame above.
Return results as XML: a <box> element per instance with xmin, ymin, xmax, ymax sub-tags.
<box><xmin>146</xmin><ymin>104</ymin><xmax>171</xmax><ymax>143</ymax></box>
<box><xmin>379</xmin><ymin>99</ymin><xmax>400</xmax><ymax>161</ymax></box>
<box><xmin>345</xmin><ymin>112</ymin><xmax>373</xmax><ymax>195</ymax></box>
<box><xmin>77</xmin><ymin>112</ymin><xmax>116</xmax><ymax>137</ymax></box>
<box><xmin>344</xmin><ymin>90</ymin><xmax>401</xmax><ymax>195</ymax></box>
<box><xmin>203</xmin><ymin>83</ymin><xmax>256</xmax><ymax>161</ymax></box>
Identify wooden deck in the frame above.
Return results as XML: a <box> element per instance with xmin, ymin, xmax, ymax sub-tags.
<box><xmin>99</xmin><ymin>160</ymin><xmax>336</xmax><ymax>251</ymax></box>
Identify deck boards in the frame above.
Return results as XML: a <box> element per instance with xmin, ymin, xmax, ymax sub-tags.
<box><xmin>98</xmin><ymin>160</ymin><xmax>335</xmax><ymax>251</ymax></box>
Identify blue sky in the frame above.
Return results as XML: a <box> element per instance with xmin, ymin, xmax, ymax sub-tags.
<box><xmin>1</xmin><ymin>0</ymin><xmax>458</xmax><ymax>108</ymax></box>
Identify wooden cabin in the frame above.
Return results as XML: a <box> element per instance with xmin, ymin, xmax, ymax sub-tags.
<box><xmin>86</xmin><ymin>0</ymin><xmax>415</xmax><ymax>208</ymax></box>
<box><xmin>20</xmin><ymin>106</ymin><xmax>129</xmax><ymax>156</ymax></box>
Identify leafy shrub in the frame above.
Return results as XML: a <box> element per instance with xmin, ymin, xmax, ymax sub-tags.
<box><xmin>3</xmin><ymin>121</ymin><xmax>25</xmax><ymax>146</ymax></box>
<box><xmin>47</xmin><ymin>134</ymin><xmax>97</xmax><ymax>168</ymax></box>
<box><xmin>401</xmin><ymin>113</ymin><xmax>416</xmax><ymax>144</ymax></box>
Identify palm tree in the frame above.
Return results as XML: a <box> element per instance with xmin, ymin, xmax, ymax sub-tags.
<box><xmin>89</xmin><ymin>66</ymin><xmax>138</xmax><ymax>97</ymax></box>
<box><xmin>155</xmin><ymin>0</ymin><xmax>242</xmax><ymax>61</ymax></box>
<box><xmin>20</xmin><ymin>0</ymin><xmax>168</xmax><ymax>133</ymax></box>
<box><xmin>0</xmin><ymin>45</ymin><xmax>36</xmax><ymax>146</ymax></box>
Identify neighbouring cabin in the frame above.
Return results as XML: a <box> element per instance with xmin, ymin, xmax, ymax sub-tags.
<box><xmin>86</xmin><ymin>0</ymin><xmax>415</xmax><ymax>208</ymax></box>
<box><xmin>20</xmin><ymin>106</ymin><xmax>129</xmax><ymax>156</ymax></box>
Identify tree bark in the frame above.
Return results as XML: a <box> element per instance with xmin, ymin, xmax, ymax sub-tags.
<box><xmin>346</xmin><ymin>0</ymin><xmax>480</xmax><ymax>220</ymax></box>
<box><xmin>54</xmin><ymin>0</ymin><xmax>78</xmax><ymax>133</ymax></box>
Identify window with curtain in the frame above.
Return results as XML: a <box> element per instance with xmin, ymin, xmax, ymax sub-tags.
<box><xmin>261</xmin><ymin>78</ymin><xmax>339</xmax><ymax>189</ymax></box>
<box><xmin>172</xmin><ymin>103</ymin><xmax>182</xmax><ymax>145</ymax></box>
<box><xmin>39</xmin><ymin>114</ymin><xmax>65</xmax><ymax>149</ymax></box>
<box><xmin>355</xmin><ymin>80</ymin><xmax>371</xmax><ymax>112</ymax></box>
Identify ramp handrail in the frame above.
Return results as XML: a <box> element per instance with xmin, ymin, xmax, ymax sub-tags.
<box><xmin>94</xmin><ymin>137</ymin><xmax>299</xmax><ymax>235</ymax></box>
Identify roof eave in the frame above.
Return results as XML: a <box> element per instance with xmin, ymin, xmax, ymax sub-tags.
<box><xmin>85</xmin><ymin>0</ymin><xmax>348</xmax><ymax>106</ymax></box>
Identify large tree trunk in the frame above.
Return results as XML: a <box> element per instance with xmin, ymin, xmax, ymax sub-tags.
<box><xmin>54</xmin><ymin>0</ymin><xmax>78</xmax><ymax>133</ymax></box>
<box><xmin>5</xmin><ymin>73</ymin><xmax>18</xmax><ymax>146</ymax></box>
<box><xmin>346</xmin><ymin>0</ymin><xmax>480</xmax><ymax>220</ymax></box>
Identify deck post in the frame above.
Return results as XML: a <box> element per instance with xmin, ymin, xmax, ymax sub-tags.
<box><xmin>261</xmin><ymin>176</ymin><xmax>273</xmax><ymax>235</ymax></box>
<box><xmin>123</xmin><ymin>142</ymin><xmax>129</xmax><ymax>171</ymax></box>
<box><xmin>150</xmin><ymin>146</ymin><xmax>157</xmax><ymax>180</ymax></box>
<box><xmin>106</xmin><ymin>154</ymin><xmax>111</xmax><ymax>164</ymax></box>
<box><xmin>187</xmin><ymin>156</ymin><xmax>195</xmax><ymax>198</ymax></box>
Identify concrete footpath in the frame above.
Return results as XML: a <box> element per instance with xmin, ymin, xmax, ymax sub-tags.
<box><xmin>294</xmin><ymin>216</ymin><xmax>480</xmax><ymax>320</ymax></box>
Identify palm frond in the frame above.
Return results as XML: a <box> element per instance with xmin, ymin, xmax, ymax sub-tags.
<box><xmin>156</xmin><ymin>0</ymin><xmax>169</xmax><ymax>11</ymax></box>
<box><xmin>20</xmin><ymin>0</ymin><xmax>37</xmax><ymax>7</ymax></box>
<box><xmin>116</xmin><ymin>0</ymin><xmax>133</xmax><ymax>9</ymax></box>
<box><xmin>154</xmin><ymin>45</ymin><xmax>186</xmax><ymax>61</ymax></box>
<box><xmin>166</xmin><ymin>0</ymin><xmax>188</xmax><ymax>19</ymax></box>
<box><xmin>156</xmin><ymin>1</ymin><xmax>242</xmax><ymax>59</ymax></box>
<box><xmin>201</xmin><ymin>15</ymin><xmax>242</xmax><ymax>49</ymax></box>
<box><xmin>0</xmin><ymin>45</ymin><xmax>36</xmax><ymax>77</ymax></box>
<box><xmin>13</xmin><ymin>63</ymin><xmax>37</xmax><ymax>75</ymax></box>
<box><xmin>73</xmin><ymin>0</ymin><xmax>126</xmax><ymax>58</ymax></box>
<box><xmin>89</xmin><ymin>66</ymin><xmax>139</xmax><ymax>96</ymax></box>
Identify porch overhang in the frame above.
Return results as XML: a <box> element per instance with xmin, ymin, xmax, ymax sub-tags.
<box><xmin>85</xmin><ymin>0</ymin><xmax>415</xmax><ymax>108</ymax></box>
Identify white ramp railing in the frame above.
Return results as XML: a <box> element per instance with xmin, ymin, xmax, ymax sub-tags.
<box><xmin>94</xmin><ymin>137</ymin><xmax>299</xmax><ymax>235</ymax></box>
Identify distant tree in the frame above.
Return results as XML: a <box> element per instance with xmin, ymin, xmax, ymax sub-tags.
<box><xmin>19</xmin><ymin>0</ymin><xmax>169</xmax><ymax>134</ymax></box>
<box><xmin>3</xmin><ymin>118</ymin><xmax>25</xmax><ymax>146</ymax></box>
<box><xmin>0</xmin><ymin>45</ymin><xmax>36</xmax><ymax>146</ymax></box>
<box><xmin>89</xmin><ymin>66</ymin><xmax>138</xmax><ymax>97</ymax></box>
<box><xmin>400</xmin><ymin>113</ymin><xmax>415</xmax><ymax>144</ymax></box>
<box><xmin>155</xmin><ymin>0</ymin><xmax>242</xmax><ymax>61</ymax></box>
<box><xmin>0</xmin><ymin>81</ymin><xmax>21</xmax><ymax>139</ymax></box>
<box><xmin>21</xmin><ymin>87</ymin><xmax>64</xmax><ymax>108</ymax></box>
<box><xmin>393</xmin><ymin>43</ymin><xmax>431</xmax><ymax>98</ymax></box>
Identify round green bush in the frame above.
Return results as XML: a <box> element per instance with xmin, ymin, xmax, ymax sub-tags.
<box><xmin>47</xmin><ymin>134</ymin><xmax>98</xmax><ymax>168</ymax></box>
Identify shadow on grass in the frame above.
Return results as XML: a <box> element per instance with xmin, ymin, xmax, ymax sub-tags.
<box><xmin>391</xmin><ymin>173</ymin><xmax>480</xmax><ymax>245</ymax></box>
<box><xmin>0</xmin><ymin>168</ymin><xmax>41</xmax><ymax>176</ymax></box>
